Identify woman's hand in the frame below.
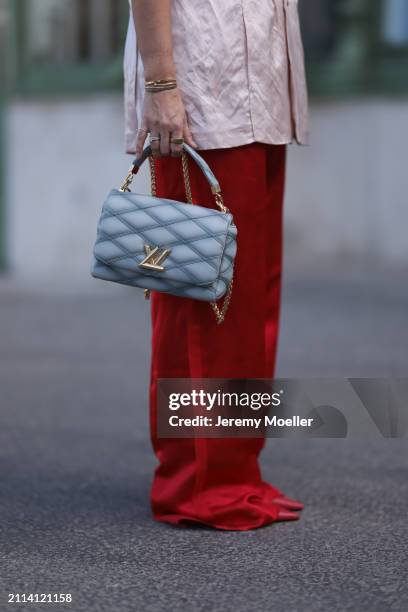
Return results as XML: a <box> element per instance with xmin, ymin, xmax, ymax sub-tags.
<box><xmin>131</xmin><ymin>1</ymin><xmax>193</xmax><ymax>158</ymax></box>
<box><xmin>136</xmin><ymin>88</ymin><xmax>197</xmax><ymax>159</ymax></box>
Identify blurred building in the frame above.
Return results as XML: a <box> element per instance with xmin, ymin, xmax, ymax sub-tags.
<box><xmin>1</xmin><ymin>0</ymin><xmax>408</xmax><ymax>282</ymax></box>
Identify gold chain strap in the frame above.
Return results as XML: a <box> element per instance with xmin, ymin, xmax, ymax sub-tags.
<box><xmin>147</xmin><ymin>153</ymin><xmax>233</xmax><ymax>324</ymax></box>
<box><xmin>149</xmin><ymin>155</ymin><xmax>157</xmax><ymax>196</ymax></box>
<box><xmin>181</xmin><ymin>150</ymin><xmax>194</xmax><ymax>204</ymax></box>
<box><xmin>210</xmin><ymin>277</ymin><xmax>234</xmax><ymax>324</ymax></box>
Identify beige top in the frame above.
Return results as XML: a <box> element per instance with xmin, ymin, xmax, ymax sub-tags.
<box><xmin>124</xmin><ymin>0</ymin><xmax>309</xmax><ymax>153</ymax></box>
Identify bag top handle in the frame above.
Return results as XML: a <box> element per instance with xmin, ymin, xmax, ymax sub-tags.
<box><xmin>131</xmin><ymin>143</ymin><xmax>221</xmax><ymax>195</ymax></box>
<box><xmin>119</xmin><ymin>142</ymin><xmax>228</xmax><ymax>213</ymax></box>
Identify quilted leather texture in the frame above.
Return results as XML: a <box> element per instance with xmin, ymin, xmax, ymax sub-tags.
<box><xmin>91</xmin><ymin>189</ymin><xmax>237</xmax><ymax>301</ymax></box>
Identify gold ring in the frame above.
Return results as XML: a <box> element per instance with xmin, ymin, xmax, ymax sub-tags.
<box><xmin>170</xmin><ymin>138</ymin><xmax>184</xmax><ymax>145</ymax></box>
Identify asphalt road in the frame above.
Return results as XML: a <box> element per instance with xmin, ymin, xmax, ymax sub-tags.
<box><xmin>1</xmin><ymin>268</ymin><xmax>407</xmax><ymax>612</ymax></box>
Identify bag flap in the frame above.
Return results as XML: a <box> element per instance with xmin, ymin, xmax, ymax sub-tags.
<box><xmin>93</xmin><ymin>190</ymin><xmax>236</xmax><ymax>287</ymax></box>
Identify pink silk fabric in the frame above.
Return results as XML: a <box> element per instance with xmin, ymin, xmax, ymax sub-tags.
<box><xmin>124</xmin><ymin>0</ymin><xmax>309</xmax><ymax>153</ymax></box>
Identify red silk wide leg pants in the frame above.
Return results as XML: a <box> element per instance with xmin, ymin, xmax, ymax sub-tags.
<box><xmin>149</xmin><ymin>143</ymin><xmax>286</xmax><ymax>530</ymax></box>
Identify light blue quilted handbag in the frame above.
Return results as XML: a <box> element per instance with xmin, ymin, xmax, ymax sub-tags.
<box><xmin>91</xmin><ymin>143</ymin><xmax>237</xmax><ymax>323</ymax></box>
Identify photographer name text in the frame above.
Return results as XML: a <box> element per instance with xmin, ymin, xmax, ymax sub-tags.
<box><xmin>168</xmin><ymin>415</ymin><xmax>314</xmax><ymax>429</ymax></box>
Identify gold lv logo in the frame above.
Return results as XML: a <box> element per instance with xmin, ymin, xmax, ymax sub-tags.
<box><xmin>139</xmin><ymin>244</ymin><xmax>171</xmax><ymax>272</ymax></box>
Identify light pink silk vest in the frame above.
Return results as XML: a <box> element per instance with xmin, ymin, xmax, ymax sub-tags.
<box><xmin>124</xmin><ymin>0</ymin><xmax>309</xmax><ymax>153</ymax></box>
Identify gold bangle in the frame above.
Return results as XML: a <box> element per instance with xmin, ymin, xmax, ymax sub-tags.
<box><xmin>145</xmin><ymin>83</ymin><xmax>177</xmax><ymax>93</ymax></box>
<box><xmin>145</xmin><ymin>83</ymin><xmax>177</xmax><ymax>89</ymax></box>
<box><xmin>145</xmin><ymin>78</ymin><xmax>177</xmax><ymax>91</ymax></box>
<box><xmin>145</xmin><ymin>78</ymin><xmax>177</xmax><ymax>85</ymax></box>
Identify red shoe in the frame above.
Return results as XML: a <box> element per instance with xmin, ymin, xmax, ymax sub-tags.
<box><xmin>273</xmin><ymin>496</ymin><xmax>304</xmax><ymax>511</ymax></box>
<box><xmin>276</xmin><ymin>509</ymin><xmax>300</xmax><ymax>521</ymax></box>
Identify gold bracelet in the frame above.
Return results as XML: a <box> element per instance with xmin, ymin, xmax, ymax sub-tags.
<box><xmin>145</xmin><ymin>84</ymin><xmax>177</xmax><ymax>93</ymax></box>
<box><xmin>145</xmin><ymin>78</ymin><xmax>177</xmax><ymax>85</ymax></box>
<box><xmin>145</xmin><ymin>78</ymin><xmax>177</xmax><ymax>93</ymax></box>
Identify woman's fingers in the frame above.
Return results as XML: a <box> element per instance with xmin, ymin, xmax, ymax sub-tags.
<box><xmin>170</xmin><ymin>129</ymin><xmax>183</xmax><ymax>157</ymax></box>
<box><xmin>139</xmin><ymin>90</ymin><xmax>197</xmax><ymax>157</ymax></box>
<box><xmin>150</xmin><ymin>129</ymin><xmax>161</xmax><ymax>158</ymax></box>
<box><xmin>150</xmin><ymin>119</ymin><xmax>195</xmax><ymax>158</ymax></box>
<box><xmin>135</xmin><ymin>126</ymin><xmax>149</xmax><ymax>158</ymax></box>
<box><xmin>183</xmin><ymin>116</ymin><xmax>197</xmax><ymax>149</ymax></box>
<box><xmin>160</xmin><ymin>129</ymin><xmax>171</xmax><ymax>157</ymax></box>
<box><xmin>145</xmin><ymin>117</ymin><xmax>196</xmax><ymax>158</ymax></box>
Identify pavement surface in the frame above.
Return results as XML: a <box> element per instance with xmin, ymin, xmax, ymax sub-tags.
<box><xmin>1</xmin><ymin>267</ymin><xmax>408</xmax><ymax>612</ymax></box>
